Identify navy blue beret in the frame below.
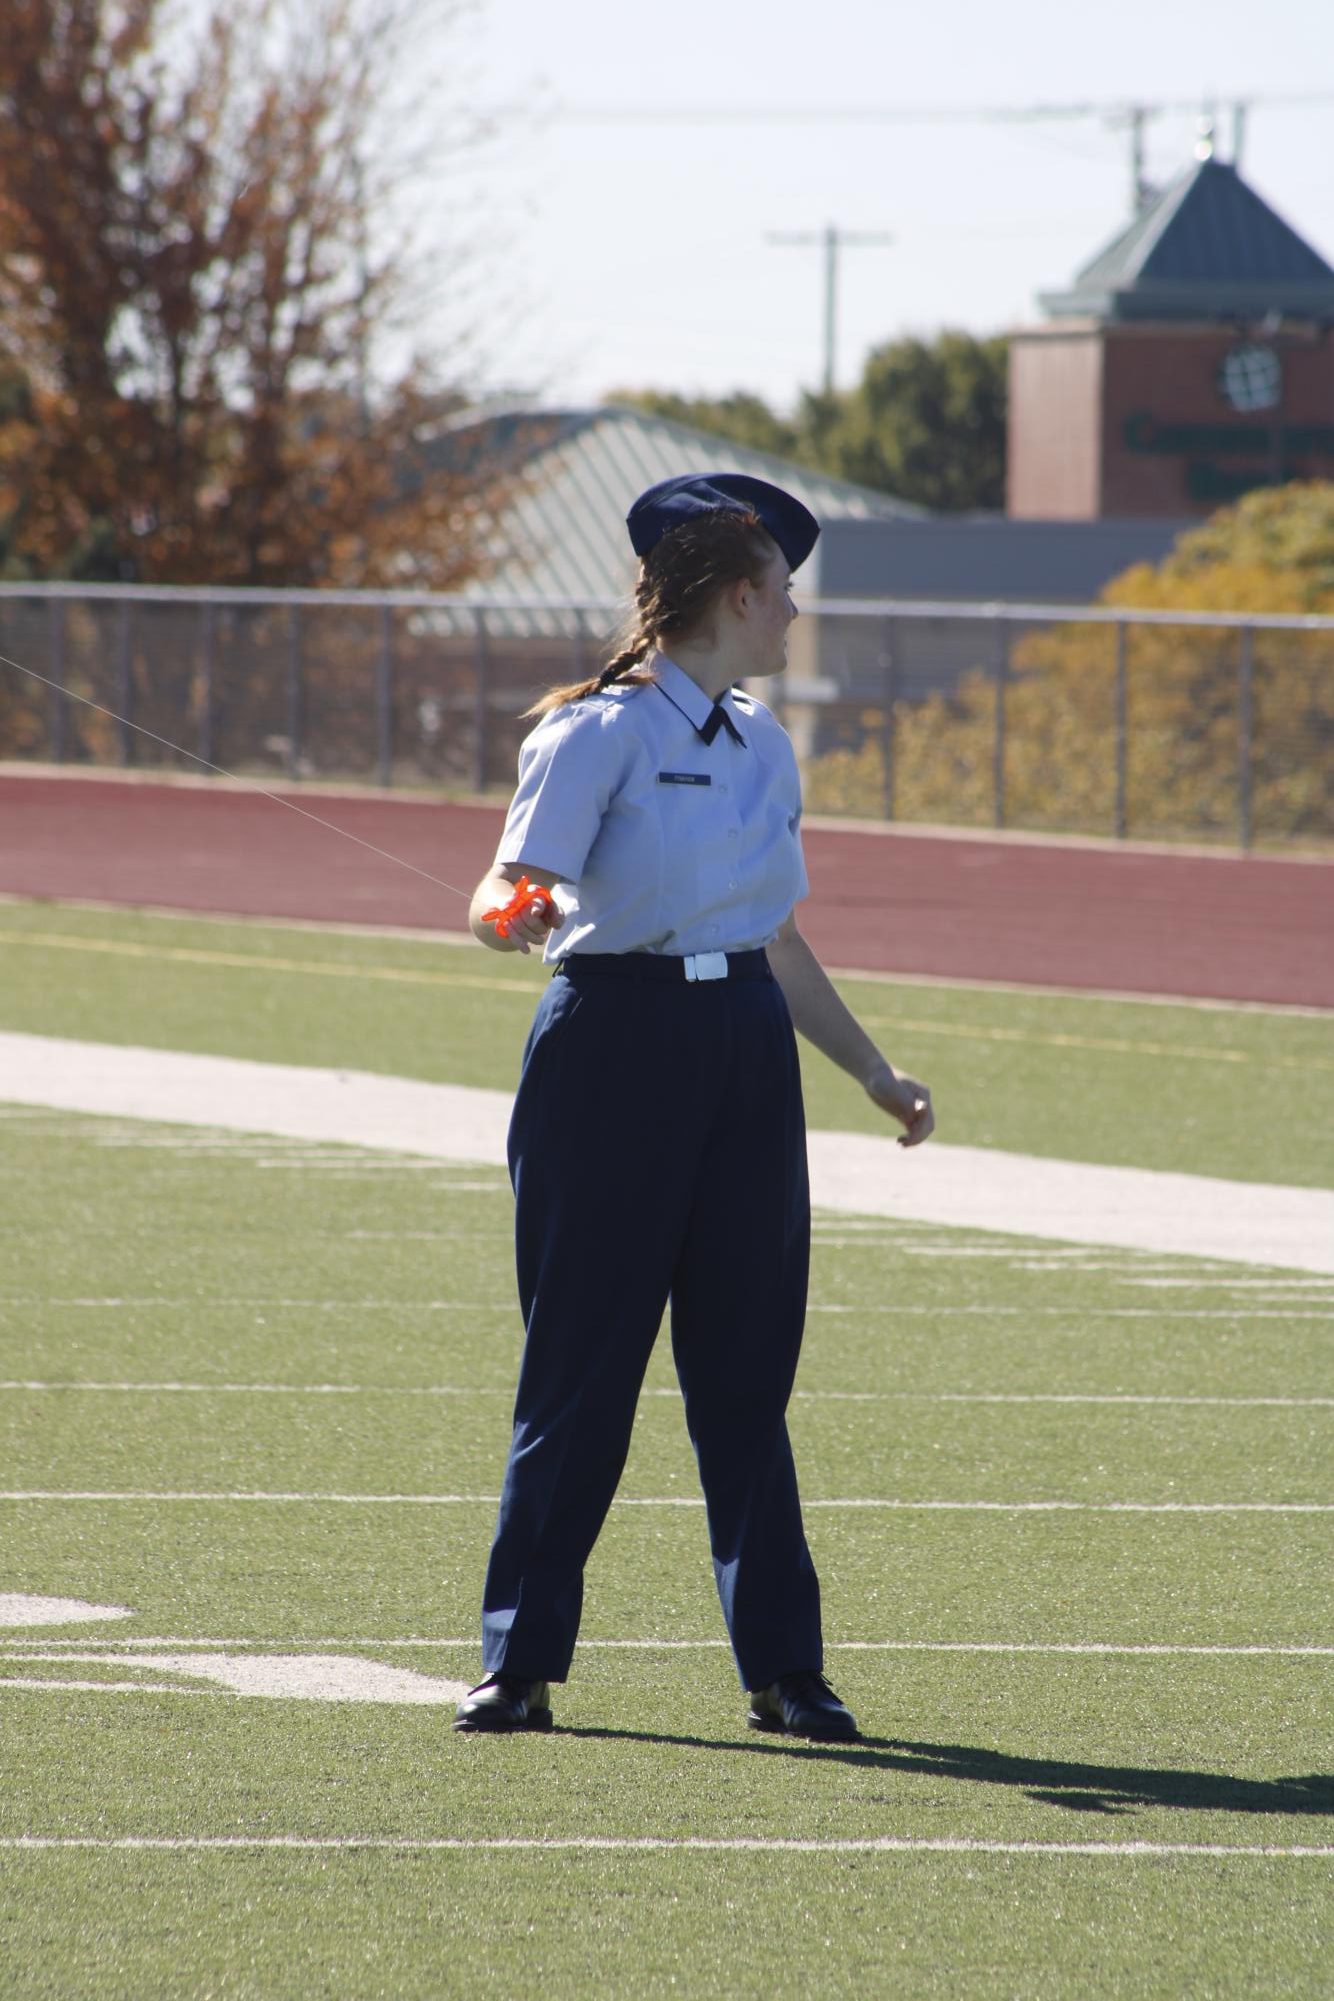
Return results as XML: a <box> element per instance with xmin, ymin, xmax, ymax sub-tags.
<box><xmin>626</xmin><ymin>472</ymin><xmax>820</xmax><ymax>571</ymax></box>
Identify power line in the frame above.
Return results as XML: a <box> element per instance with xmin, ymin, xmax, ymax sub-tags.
<box><xmin>488</xmin><ymin>92</ymin><xmax>1334</xmax><ymax>126</ymax></box>
<box><xmin>490</xmin><ymin>91</ymin><xmax>1334</xmax><ymax>238</ymax></box>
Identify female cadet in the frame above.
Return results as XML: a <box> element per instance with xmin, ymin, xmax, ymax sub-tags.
<box><xmin>453</xmin><ymin>472</ymin><xmax>933</xmax><ymax>1742</ymax></box>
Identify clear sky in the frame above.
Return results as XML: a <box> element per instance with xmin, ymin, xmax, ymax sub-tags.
<box><xmin>429</xmin><ymin>0</ymin><xmax>1334</xmax><ymax>415</ymax></box>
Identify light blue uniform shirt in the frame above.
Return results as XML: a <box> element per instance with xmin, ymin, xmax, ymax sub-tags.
<box><xmin>495</xmin><ymin>654</ymin><xmax>809</xmax><ymax>961</ymax></box>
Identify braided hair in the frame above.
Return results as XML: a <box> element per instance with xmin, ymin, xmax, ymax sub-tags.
<box><xmin>524</xmin><ymin>508</ymin><xmax>778</xmax><ymax>717</ymax></box>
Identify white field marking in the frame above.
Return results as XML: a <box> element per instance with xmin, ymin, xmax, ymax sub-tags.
<box><xmin>0</xmin><ymin>929</ymin><xmax>534</xmax><ymax>1000</ymax></box>
<box><xmin>8</xmin><ymin>918</ymin><xmax>1333</xmax><ymax>1057</ymax></box>
<box><xmin>2</xmin><ymin>1382</ymin><xmax>1331</xmax><ymax>1410</ymax></box>
<box><xmin>0</xmin><ymin>1594</ymin><xmax>132</xmax><ymax>1626</ymax></box>
<box><xmin>342</xmin><ymin>1228</ymin><xmax>497</xmax><ymax>1238</ymax></box>
<box><xmin>0</xmin><ymin>1035</ymin><xmax>518</xmax><ymax>1161</ymax></box>
<box><xmin>855</xmin><ymin>1008</ymin><xmax>1334</xmax><ymax>1076</ymax></box>
<box><xmin>3</xmin><ymin>1836</ymin><xmax>1333</xmax><ymax>1858</ymax></box>
<box><xmin>3</xmin><ymin>1492</ymin><xmax>1331</xmax><ymax>1512</ymax></box>
<box><xmin>0</xmin><ymin>1380</ymin><xmax>504</xmax><ymax>1395</ymax></box>
<box><xmin>10</xmin><ymin>882</ymin><xmax>1328</xmax><ymax>1018</ymax></box>
<box><xmin>5</xmin><ymin>1638</ymin><xmax>1332</xmax><ymax>1660</ymax></box>
<box><xmin>839</xmin><ymin>1393</ymin><xmax>1334</xmax><ymax>1408</ymax></box>
<box><xmin>0</xmin><ymin>1651</ymin><xmax>471</xmax><ymax>1704</ymax></box>
<box><xmin>865</xmin><ymin>1245</ymin><xmax>1172</xmax><ymax>1260</ymax></box>
<box><xmin>806</xmin><ymin>1306</ymin><xmax>1334</xmax><ymax>1319</ymax></box>
<box><xmin>0</xmin><ymin>1299</ymin><xmax>491</xmax><ymax>1309</ymax></box>
<box><xmin>1129</xmin><ymin>1276</ymin><xmax>1334</xmax><ymax>1291</ymax></box>
<box><xmin>805</xmin><ymin>1307</ymin><xmax>1334</xmax><ymax>1322</ymax></box>
<box><xmin>0</xmin><ymin>1679</ymin><xmax>211</xmax><ymax>1694</ymax></box>
<box><xmin>4</xmin><ymin>1032</ymin><xmax>1333</xmax><ymax>1274</ymax></box>
<box><xmin>815</xmin><ymin>1245</ymin><xmax>1238</xmax><ymax>1270</ymax></box>
<box><xmin>4</xmin><ymin>1301</ymin><xmax>1332</xmax><ymax>1322</ymax></box>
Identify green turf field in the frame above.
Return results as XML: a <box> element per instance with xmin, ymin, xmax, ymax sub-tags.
<box><xmin>0</xmin><ymin>900</ymin><xmax>1331</xmax><ymax>1998</ymax></box>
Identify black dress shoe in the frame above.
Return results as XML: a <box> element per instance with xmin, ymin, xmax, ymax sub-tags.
<box><xmin>747</xmin><ymin>1670</ymin><xmax>860</xmax><ymax>1742</ymax></box>
<box><xmin>452</xmin><ymin>1673</ymin><xmax>553</xmax><ymax>1733</ymax></box>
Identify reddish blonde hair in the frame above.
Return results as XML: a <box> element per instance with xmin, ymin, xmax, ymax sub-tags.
<box><xmin>526</xmin><ymin>508</ymin><xmax>779</xmax><ymax>716</ymax></box>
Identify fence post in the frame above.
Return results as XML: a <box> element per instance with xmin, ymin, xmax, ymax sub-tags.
<box><xmin>47</xmin><ymin>598</ymin><xmax>67</xmax><ymax>761</ymax></box>
<box><xmin>116</xmin><ymin>599</ymin><xmax>134</xmax><ymax>765</ymax></box>
<box><xmin>198</xmin><ymin>602</ymin><xmax>216</xmax><ymax>770</ymax></box>
<box><xmin>1114</xmin><ymin>620</ymin><xmax>1128</xmax><ymax>840</ymax></box>
<box><xmin>376</xmin><ymin>603</ymin><xmax>394</xmax><ymax>788</ymax></box>
<box><xmin>880</xmin><ymin>616</ymin><xmax>898</xmax><ymax>821</ymax></box>
<box><xmin>286</xmin><ymin>604</ymin><xmax>303</xmax><ymax>780</ymax></box>
<box><xmin>1237</xmin><ymin>624</ymin><xmax>1254</xmax><ymax>851</ymax></box>
<box><xmin>992</xmin><ymin>616</ymin><xmax>1008</xmax><ymax>830</ymax></box>
<box><xmin>571</xmin><ymin>608</ymin><xmax>588</xmax><ymax>688</ymax></box>
<box><xmin>472</xmin><ymin>608</ymin><xmax>490</xmax><ymax>792</ymax></box>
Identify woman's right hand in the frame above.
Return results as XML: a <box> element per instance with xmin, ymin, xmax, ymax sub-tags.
<box><xmin>505</xmin><ymin>889</ymin><xmax>562</xmax><ymax>955</ymax></box>
<box><xmin>470</xmin><ymin>866</ymin><xmax>564</xmax><ymax>953</ymax></box>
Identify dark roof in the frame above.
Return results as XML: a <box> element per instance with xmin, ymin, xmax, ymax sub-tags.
<box><xmin>1039</xmin><ymin>158</ymin><xmax>1334</xmax><ymax>323</ymax></box>
<box><xmin>818</xmin><ymin>517</ymin><xmax>1192</xmax><ymax>604</ymax></box>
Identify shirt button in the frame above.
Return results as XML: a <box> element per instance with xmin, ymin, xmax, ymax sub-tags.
<box><xmin>719</xmin><ymin>784</ymin><xmax>729</xmax><ymax>793</ymax></box>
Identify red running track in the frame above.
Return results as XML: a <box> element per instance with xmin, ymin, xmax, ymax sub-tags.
<box><xmin>1</xmin><ymin>771</ymin><xmax>1331</xmax><ymax>1008</ymax></box>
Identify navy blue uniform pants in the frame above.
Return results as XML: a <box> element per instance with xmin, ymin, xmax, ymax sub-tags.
<box><xmin>479</xmin><ymin>953</ymin><xmax>823</xmax><ymax>1691</ymax></box>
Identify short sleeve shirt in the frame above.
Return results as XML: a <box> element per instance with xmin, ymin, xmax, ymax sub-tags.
<box><xmin>495</xmin><ymin>654</ymin><xmax>809</xmax><ymax>961</ymax></box>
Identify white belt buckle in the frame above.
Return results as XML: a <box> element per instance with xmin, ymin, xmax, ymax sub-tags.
<box><xmin>683</xmin><ymin>951</ymin><xmax>729</xmax><ymax>982</ymax></box>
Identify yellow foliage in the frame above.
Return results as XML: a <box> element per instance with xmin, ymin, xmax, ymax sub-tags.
<box><xmin>807</xmin><ymin>483</ymin><xmax>1334</xmax><ymax>846</ymax></box>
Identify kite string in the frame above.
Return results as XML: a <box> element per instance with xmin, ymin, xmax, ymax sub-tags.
<box><xmin>0</xmin><ymin>647</ymin><xmax>476</xmax><ymax>905</ymax></box>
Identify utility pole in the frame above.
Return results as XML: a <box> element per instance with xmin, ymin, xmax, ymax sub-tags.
<box><xmin>1103</xmin><ymin>103</ymin><xmax>1159</xmax><ymax>214</ymax></box>
<box><xmin>767</xmin><ymin>224</ymin><xmax>894</xmax><ymax>395</ymax></box>
<box><xmin>1231</xmin><ymin>99</ymin><xmax>1248</xmax><ymax>169</ymax></box>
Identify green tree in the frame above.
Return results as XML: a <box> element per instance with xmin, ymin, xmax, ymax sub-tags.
<box><xmin>612</xmin><ymin>331</ymin><xmax>1008</xmax><ymax>512</ymax></box>
<box><xmin>608</xmin><ymin>390</ymin><xmax>800</xmax><ymax>461</ymax></box>
<box><xmin>814</xmin><ymin>332</ymin><xmax>1008</xmax><ymax>511</ymax></box>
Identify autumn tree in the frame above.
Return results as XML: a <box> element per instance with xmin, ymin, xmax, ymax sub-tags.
<box><xmin>806</xmin><ymin>483</ymin><xmax>1334</xmax><ymax>847</ymax></box>
<box><xmin>0</xmin><ymin>0</ymin><xmax>502</xmax><ymax>587</ymax></box>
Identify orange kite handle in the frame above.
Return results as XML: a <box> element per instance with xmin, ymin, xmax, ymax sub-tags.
<box><xmin>481</xmin><ymin>874</ymin><xmax>557</xmax><ymax>939</ymax></box>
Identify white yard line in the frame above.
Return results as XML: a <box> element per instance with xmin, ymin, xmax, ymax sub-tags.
<box><xmin>4</xmin><ymin>1637</ymin><xmax>1331</xmax><ymax>1658</ymax></box>
<box><xmin>2</xmin><ymin>1491</ymin><xmax>1329</xmax><ymax>1511</ymax></box>
<box><xmin>8</xmin><ymin>1303</ymin><xmax>1334</xmax><ymax>1320</ymax></box>
<box><xmin>2</xmin><ymin>1835</ymin><xmax>1331</xmax><ymax>1858</ymax></box>
<box><xmin>1</xmin><ymin>1032</ymin><xmax>1332</xmax><ymax>1272</ymax></box>
<box><xmin>2</xmin><ymin>1382</ymin><xmax>1329</xmax><ymax>1407</ymax></box>
<box><xmin>0</xmin><ymin>1651</ymin><xmax>472</xmax><ymax>1704</ymax></box>
<box><xmin>0</xmin><ymin>1680</ymin><xmax>211</xmax><ymax>1695</ymax></box>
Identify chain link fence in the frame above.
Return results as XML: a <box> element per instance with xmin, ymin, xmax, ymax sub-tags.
<box><xmin>2</xmin><ymin>583</ymin><xmax>1332</xmax><ymax>849</ymax></box>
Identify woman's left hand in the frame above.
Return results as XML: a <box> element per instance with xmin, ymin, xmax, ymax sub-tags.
<box><xmin>865</xmin><ymin>1062</ymin><xmax>935</xmax><ymax>1148</ymax></box>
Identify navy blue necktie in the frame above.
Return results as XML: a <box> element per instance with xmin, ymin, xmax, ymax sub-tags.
<box><xmin>698</xmin><ymin>701</ymin><xmax>743</xmax><ymax>747</ymax></box>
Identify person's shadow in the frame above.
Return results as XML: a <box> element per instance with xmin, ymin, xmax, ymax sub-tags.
<box><xmin>559</xmin><ymin>1727</ymin><xmax>1334</xmax><ymax>1819</ymax></box>
<box><xmin>870</xmin><ymin>1739</ymin><xmax>1334</xmax><ymax>1818</ymax></box>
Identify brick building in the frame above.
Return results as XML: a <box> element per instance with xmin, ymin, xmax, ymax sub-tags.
<box><xmin>1008</xmin><ymin>149</ymin><xmax>1334</xmax><ymax>520</ymax></box>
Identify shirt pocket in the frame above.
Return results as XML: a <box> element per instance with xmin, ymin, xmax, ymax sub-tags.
<box><xmin>651</xmin><ymin>772</ymin><xmax>714</xmax><ymax>910</ymax></box>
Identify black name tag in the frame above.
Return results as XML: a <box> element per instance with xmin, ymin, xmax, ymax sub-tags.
<box><xmin>658</xmin><ymin>771</ymin><xmax>711</xmax><ymax>787</ymax></box>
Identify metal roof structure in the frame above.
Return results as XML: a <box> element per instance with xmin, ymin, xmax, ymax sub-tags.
<box><xmin>437</xmin><ymin>402</ymin><xmax>926</xmax><ymax>610</ymax></box>
<box><xmin>819</xmin><ymin>515</ymin><xmax>1192</xmax><ymax>605</ymax></box>
<box><xmin>1039</xmin><ymin>157</ymin><xmax>1334</xmax><ymax>323</ymax></box>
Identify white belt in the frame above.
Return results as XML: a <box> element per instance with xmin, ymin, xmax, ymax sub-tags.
<box><xmin>682</xmin><ymin>952</ymin><xmax>730</xmax><ymax>982</ymax></box>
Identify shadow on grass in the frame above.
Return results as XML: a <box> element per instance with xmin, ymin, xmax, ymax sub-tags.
<box><xmin>556</xmin><ymin>1727</ymin><xmax>1334</xmax><ymax>1818</ymax></box>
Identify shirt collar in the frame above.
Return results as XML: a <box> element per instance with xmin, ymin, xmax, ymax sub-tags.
<box><xmin>652</xmin><ymin>654</ymin><xmax>748</xmax><ymax>749</ymax></box>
